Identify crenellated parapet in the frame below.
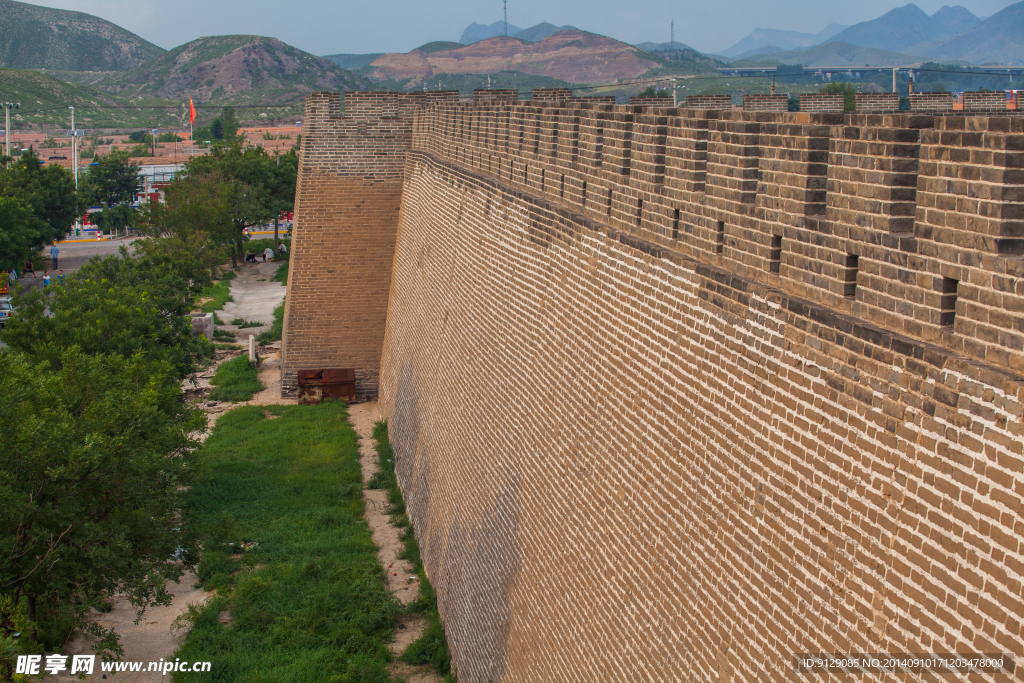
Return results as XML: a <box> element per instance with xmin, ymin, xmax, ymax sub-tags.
<box><xmin>407</xmin><ymin>100</ymin><xmax>1024</xmax><ymax>376</ymax></box>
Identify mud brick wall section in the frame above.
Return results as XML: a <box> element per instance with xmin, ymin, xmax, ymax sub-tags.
<box><xmin>288</xmin><ymin>92</ymin><xmax>1024</xmax><ymax>680</ymax></box>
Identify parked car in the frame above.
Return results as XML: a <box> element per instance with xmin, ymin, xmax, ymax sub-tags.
<box><xmin>0</xmin><ymin>297</ymin><xmax>13</xmax><ymax>327</ymax></box>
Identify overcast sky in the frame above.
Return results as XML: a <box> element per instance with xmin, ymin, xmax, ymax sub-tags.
<box><xmin>37</xmin><ymin>0</ymin><xmax>1019</xmax><ymax>55</ymax></box>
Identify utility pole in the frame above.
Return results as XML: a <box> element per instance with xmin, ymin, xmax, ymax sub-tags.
<box><xmin>671</xmin><ymin>19</ymin><xmax>674</xmax><ymax>47</ymax></box>
<box><xmin>68</xmin><ymin>106</ymin><xmax>78</xmax><ymax>191</ymax></box>
<box><xmin>893</xmin><ymin>67</ymin><xmax>897</xmax><ymax>94</ymax></box>
<box><xmin>504</xmin><ymin>0</ymin><xmax>508</xmax><ymax>36</ymax></box>
<box><xmin>3</xmin><ymin>102</ymin><xmax>20</xmax><ymax>161</ymax></box>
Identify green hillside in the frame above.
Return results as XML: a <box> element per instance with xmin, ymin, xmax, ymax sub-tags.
<box><xmin>924</xmin><ymin>0</ymin><xmax>1024</xmax><ymax>65</ymax></box>
<box><xmin>736</xmin><ymin>41</ymin><xmax>924</xmax><ymax>67</ymax></box>
<box><xmin>0</xmin><ymin>68</ymin><xmax>184</xmax><ymax>129</ymax></box>
<box><xmin>0</xmin><ymin>0</ymin><xmax>164</xmax><ymax>71</ymax></box>
<box><xmin>95</xmin><ymin>35</ymin><xmax>369</xmax><ymax>110</ymax></box>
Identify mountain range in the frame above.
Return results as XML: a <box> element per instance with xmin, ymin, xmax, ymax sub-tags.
<box><xmin>719</xmin><ymin>24</ymin><xmax>847</xmax><ymax>58</ymax></box>
<box><xmin>0</xmin><ymin>0</ymin><xmax>163</xmax><ymax>70</ymax></box>
<box><xmin>368</xmin><ymin>30</ymin><xmax>679</xmax><ymax>85</ymax></box>
<box><xmin>460</xmin><ymin>21</ymin><xmax>580</xmax><ymax>45</ymax></box>
<box><xmin>721</xmin><ymin>2</ymin><xmax>1024</xmax><ymax>65</ymax></box>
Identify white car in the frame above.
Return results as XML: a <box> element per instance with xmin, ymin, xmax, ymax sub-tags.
<box><xmin>0</xmin><ymin>297</ymin><xmax>12</xmax><ymax>327</ymax></box>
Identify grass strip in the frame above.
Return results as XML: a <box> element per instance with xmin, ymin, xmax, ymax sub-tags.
<box><xmin>368</xmin><ymin>421</ymin><xmax>456</xmax><ymax>681</ymax></box>
<box><xmin>272</xmin><ymin>260</ymin><xmax>289</xmax><ymax>284</ymax></box>
<box><xmin>230</xmin><ymin>318</ymin><xmax>263</xmax><ymax>329</ymax></box>
<box><xmin>198</xmin><ymin>271</ymin><xmax>236</xmax><ymax>313</ymax></box>
<box><xmin>256</xmin><ymin>299</ymin><xmax>284</xmax><ymax>344</ymax></box>
<box><xmin>173</xmin><ymin>403</ymin><xmax>398</xmax><ymax>682</ymax></box>
<box><xmin>207</xmin><ymin>354</ymin><xmax>264</xmax><ymax>403</ymax></box>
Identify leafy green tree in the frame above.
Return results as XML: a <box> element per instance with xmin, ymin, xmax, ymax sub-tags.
<box><xmin>819</xmin><ymin>81</ymin><xmax>857</xmax><ymax>111</ymax></box>
<box><xmin>637</xmin><ymin>86</ymin><xmax>670</xmax><ymax>97</ymax></box>
<box><xmin>0</xmin><ymin>348</ymin><xmax>203</xmax><ymax>655</ymax></box>
<box><xmin>139</xmin><ymin>172</ymin><xmax>232</xmax><ymax>281</ymax></box>
<box><xmin>0</xmin><ymin>149</ymin><xmax>78</xmax><ymax>268</ymax></box>
<box><xmin>0</xmin><ymin>196</ymin><xmax>35</xmax><ymax>272</ymax></box>
<box><xmin>2</xmin><ymin>250</ymin><xmax>212</xmax><ymax>379</ymax></box>
<box><xmin>181</xmin><ymin>143</ymin><xmax>297</xmax><ymax>265</ymax></box>
<box><xmin>80</xmin><ymin>150</ymin><xmax>143</xmax><ymax>231</ymax></box>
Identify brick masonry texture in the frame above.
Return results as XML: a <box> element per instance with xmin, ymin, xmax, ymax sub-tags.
<box><xmin>289</xmin><ymin>92</ymin><xmax>1024</xmax><ymax>680</ymax></box>
<box><xmin>282</xmin><ymin>91</ymin><xmax>458</xmax><ymax>398</ymax></box>
<box><xmin>800</xmin><ymin>93</ymin><xmax>845</xmax><ymax>113</ymax></box>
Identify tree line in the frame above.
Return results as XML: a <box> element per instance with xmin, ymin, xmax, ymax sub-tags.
<box><xmin>0</xmin><ymin>119</ymin><xmax>298</xmax><ymax>677</ymax></box>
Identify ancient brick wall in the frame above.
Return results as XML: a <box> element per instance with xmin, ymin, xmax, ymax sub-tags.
<box><xmin>965</xmin><ymin>91</ymin><xmax>1010</xmax><ymax>112</ymax></box>
<box><xmin>856</xmin><ymin>92</ymin><xmax>899</xmax><ymax>112</ymax></box>
<box><xmin>372</xmin><ymin>101</ymin><xmax>1024</xmax><ymax>680</ymax></box>
<box><xmin>281</xmin><ymin>91</ymin><xmax>457</xmax><ymax>398</ymax></box>
<box><xmin>800</xmin><ymin>93</ymin><xmax>844</xmax><ymax>113</ymax></box>
<box><xmin>743</xmin><ymin>93</ymin><xmax>788</xmax><ymax>112</ymax></box>
<box><xmin>911</xmin><ymin>93</ymin><xmax>955</xmax><ymax>113</ymax></box>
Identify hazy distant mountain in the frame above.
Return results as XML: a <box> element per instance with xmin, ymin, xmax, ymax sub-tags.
<box><xmin>732</xmin><ymin>44</ymin><xmax>789</xmax><ymax>61</ymax></box>
<box><xmin>719</xmin><ymin>24</ymin><xmax>846</xmax><ymax>58</ymax></box>
<box><xmin>918</xmin><ymin>0</ymin><xmax>1024</xmax><ymax>64</ymax></box>
<box><xmin>514</xmin><ymin>23</ymin><xmax>579</xmax><ymax>42</ymax></box>
<box><xmin>322</xmin><ymin>53</ymin><xmax>384</xmax><ymax>70</ymax></box>
<box><xmin>634</xmin><ymin>40</ymin><xmax>701</xmax><ymax>52</ymax></box>
<box><xmin>736</xmin><ymin>40</ymin><xmax>924</xmax><ymax>67</ymax></box>
<box><xmin>460</xmin><ymin>21</ymin><xmax>523</xmax><ymax>44</ymax></box>
<box><xmin>460</xmin><ymin>21</ymin><xmax>580</xmax><ymax>45</ymax></box>
<box><xmin>0</xmin><ymin>0</ymin><xmax>164</xmax><ymax>71</ymax></box>
<box><xmin>826</xmin><ymin>4</ymin><xmax>980</xmax><ymax>53</ymax></box>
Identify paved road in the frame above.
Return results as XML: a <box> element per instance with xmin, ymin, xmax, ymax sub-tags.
<box><xmin>12</xmin><ymin>238</ymin><xmax>137</xmax><ymax>292</ymax></box>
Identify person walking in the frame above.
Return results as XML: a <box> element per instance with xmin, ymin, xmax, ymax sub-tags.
<box><xmin>43</xmin><ymin>271</ymin><xmax>50</xmax><ymax>287</ymax></box>
<box><xmin>50</xmin><ymin>244</ymin><xmax>59</xmax><ymax>269</ymax></box>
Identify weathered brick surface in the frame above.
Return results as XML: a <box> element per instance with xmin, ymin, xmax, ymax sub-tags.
<box><xmin>800</xmin><ymin>93</ymin><xmax>844</xmax><ymax>113</ymax></box>
<box><xmin>965</xmin><ymin>91</ymin><xmax>1009</xmax><ymax>111</ymax></box>
<box><xmin>856</xmin><ymin>92</ymin><xmax>899</xmax><ymax>112</ymax></box>
<box><xmin>282</xmin><ymin>91</ymin><xmax>457</xmax><ymax>398</ymax></box>
<box><xmin>686</xmin><ymin>94</ymin><xmax>732</xmax><ymax>110</ymax></box>
<box><xmin>289</xmin><ymin>92</ymin><xmax>1024</xmax><ymax>680</ymax></box>
<box><xmin>380</xmin><ymin>153</ymin><xmax>1024</xmax><ymax>682</ymax></box>
<box><xmin>911</xmin><ymin>93</ymin><xmax>955</xmax><ymax>113</ymax></box>
<box><xmin>743</xmin><ymin>93</ymin><xmax>788</xmax><ymax>112</ymax></box>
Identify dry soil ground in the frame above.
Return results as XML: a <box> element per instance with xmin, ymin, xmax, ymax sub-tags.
<box><xmin>56</xmin><ymin>257</ymin><xmax>438</xmax><ymax>680</ymax></box>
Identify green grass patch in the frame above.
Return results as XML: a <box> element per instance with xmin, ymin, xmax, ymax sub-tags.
<box><xmin>368</xmin><ymin>421</ymin><xmax>455</xmax><ymax>681</ymax></box>
<box><xmin>256</xmin><ymin>299</ymin><xmax>284</xmax><ymax>344</ymax></box>
<box><xmin>198</xmin><ymin>271</ymin><xmax>236</xmax><ymax>313</ymax></box>
<box><xmin>207</xmin><ymin>354</ymin><xmax>264</xmax><ymax>402</ymax></box>
<box><xmin>230</xmin><ymin>318</ymin><xmax>263</xmax><ymax>329</ymax></box>
<box><xmin>173</xmin><ymin>403</ymin><xmax>398</xmax><ymax>682</ymax></box>
<box><xmin>272</xmin><ymin>260</ymin><xmax>288</xmax><ymax>284</ymax></box>
<box><xmin>213</xmin><ymin>343</ymin><xmax>242</xmax><ymax>351</ymax></box>
<box><xmin>212</xmin><ymin>329</ymin><xmax>236</xmax><ymax>343</ymax></box>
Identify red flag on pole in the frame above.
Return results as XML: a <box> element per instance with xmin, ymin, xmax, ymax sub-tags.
<box><xmin>189</xmin><ymin>97</ymin><xmax>197</xmax><ymax>124</ymax></box>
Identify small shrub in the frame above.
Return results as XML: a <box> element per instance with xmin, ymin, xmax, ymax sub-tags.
<box><xmin>198</xmin><ymin>271</ymin><xmax>235</xmax><ymax>313</ymax></box>
<box><xmin>208</xmin><ymin>354</ymin><xmax>263</xmax><ymax>402</ymax></box>
<box><xmin>256</xmin><ymin>300</ymin><xmax>284</xmax><ymax>343</ymax></box>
